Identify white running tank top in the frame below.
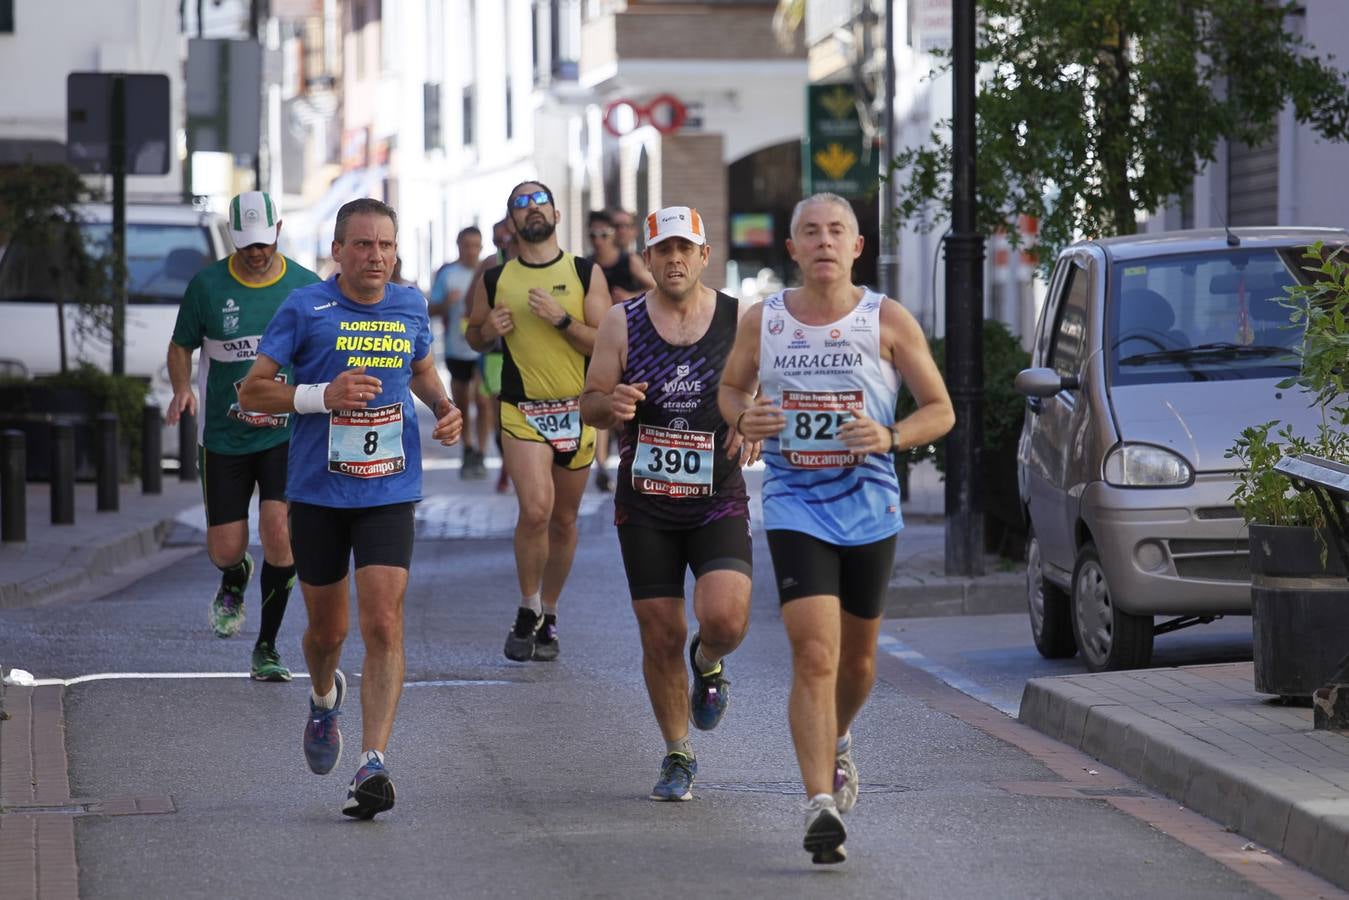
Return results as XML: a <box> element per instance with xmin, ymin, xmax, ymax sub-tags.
<box><xmin>758</xmin><ymin>288</ymin><xmax>903</xmax><ymax>545</ymax></box>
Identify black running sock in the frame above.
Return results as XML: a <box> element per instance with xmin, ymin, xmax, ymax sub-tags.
<box><xmin>257</xmin><ymin>562</ymin><xmax>296</xmax><ymax>647</ymax></box>
<box><xmin>218</xmin><ymin>557</ymin><xmax>250</xmax><ymax>593</ymax></box>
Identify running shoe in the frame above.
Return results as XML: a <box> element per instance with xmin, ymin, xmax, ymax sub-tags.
<box><xmin>250</xmin><ymin>641</ymin><xmax>292</xmax><ymax>682</ymax></box>
<box><xmin>303</xmin><ymin>669</ymin><xmax>345</xmax><ymax>775</ymax></box>
<box><xmin>833</xmin><ymin>742</ymin><xmax>859</xmax><ymax>813</ymax></box>
<box><xmin>594</xmin><ymin>468</ymin><xmax>612</xmax><ymax>493</ymax></box>
<box><xmin>649</xmin><ymin>752</ymin><xmax>697</xmax><ymax>802</ymax></box>
<box><xmin>688</xmin><ymin>634</ymin><xmax>730</xmax><ymax>731</ymax></box>
<box><xmin>342</xmin><ymin>757</ymin><xmax>396</xmax><ymax>820</ymax></box>
<box><xmin>803</xmin><ymin>794</ymin><xmax>848</xmax><ymax>864</ymax></box>
<box><xmin>504</xmin><ymin>607</ymin><xmax>541</xmax><ymax>661</ymax></box>
<box><xmin>209</xmin><ymin>551</ymin><xmax>253</xmax><ymax>638</ymax></box>
<box><xmin>532</xmin><ymin>613</ymin><xmax>560</xmax><ymax>661</ymax></box>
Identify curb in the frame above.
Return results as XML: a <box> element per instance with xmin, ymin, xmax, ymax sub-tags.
<box><xmin>1018</xmin><ymin>676</ymin><xmax>1349</xmax><ymax>891</ymax></box>
<box><xmin>0</xmin><ymin>518</ymin><xmax>178</xmax><ymax>610</ymax></box>
<box><xmin>884</xmin><ymin>570</ymin><xmax>1024</xmax><ymax>618</ymax></box>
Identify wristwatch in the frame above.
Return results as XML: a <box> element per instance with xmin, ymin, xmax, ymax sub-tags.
<box><xmin>554</xmin><ymin>312</ymin><xmax>573</xmax><ymax>331</ymax></box>
<box><xmin>889</xmin><ymin>426</ymin><xmax>902</xmax><ymax>452</ymax></box>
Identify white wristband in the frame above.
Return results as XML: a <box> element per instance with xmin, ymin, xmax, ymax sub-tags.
<box><xmin>293</xmin><ymin>382</ymin><xmax>330</xmax><ymax>415</ymax></box>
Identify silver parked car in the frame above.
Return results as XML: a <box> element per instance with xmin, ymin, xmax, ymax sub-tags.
<box><xmin>1015</xmin><ymin>227</ymin><xmax>1343</xmax><ymax>671</ymax></box>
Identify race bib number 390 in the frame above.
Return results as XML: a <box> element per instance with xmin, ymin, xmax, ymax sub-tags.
<box><xmin>328</xmin><ymin>402</ymin><xmax>406</xmax><ymax>478</ymax></box>
<box><xmin>634</xmin><ymin>424</ymin><xmax>715</xmax><ymax>498</ymax></box>
<box><xmin>518</xmin><ymin>397</ymin><xmax>582</xmax><ymax>453</ymax></box>
<box><xmin>779</xmin><ymin>389</ymin><xmax>863</xmax><ymax>468</ymax></box>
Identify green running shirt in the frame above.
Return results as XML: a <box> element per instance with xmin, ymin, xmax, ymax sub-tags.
<box><xmin>171</xmin><ymin>255</ymin><xmax>321</xmax><ymax>454</ymax></box>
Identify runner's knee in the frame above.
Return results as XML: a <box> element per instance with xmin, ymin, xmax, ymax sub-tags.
<box><xmin>791</xmin><ymin>636</ymin><xmax>838</xmax><ymax>681</ymax></box>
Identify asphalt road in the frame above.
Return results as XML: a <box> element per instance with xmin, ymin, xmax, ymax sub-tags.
<box><xmin>0</xmin><ymin>465</ymin><xmax>1287</xmax><ymax>899</ymax></box>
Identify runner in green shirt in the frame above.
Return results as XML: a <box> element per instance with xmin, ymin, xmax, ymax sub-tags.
<box><xmin>166</xmin><ymin>191</ymin><xmax>320</xmax><ymax>680</ymax></box>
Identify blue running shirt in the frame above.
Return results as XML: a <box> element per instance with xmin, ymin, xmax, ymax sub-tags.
<box><xmin>258</xmin><ymin>276</ymin><xmax>432</xmax><ymax>508</ymax></box>
<box><xmin>758</xmin><ymin>289</ymin><xmax>902</xmax><ymax>545</ymax></box>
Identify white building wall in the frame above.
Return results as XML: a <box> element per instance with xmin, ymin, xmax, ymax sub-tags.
<box><xmin>0</xmin><ymin>0</ymin><xmax>185</xmax><ymax>196</ymax></box>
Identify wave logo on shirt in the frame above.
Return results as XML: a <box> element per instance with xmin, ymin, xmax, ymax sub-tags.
<box><xmin>663</xmin><ymin>362</ymin><xmax>703</xmax><ymax>395</ymax></box>
<box><xmin>222</xmin><ymin>298</ymin><xmax>240</xmax><ymax>335</ymax></box>
<box><xmin>768</xmin><ymin>316</ymin><xmax>784</xmax><ymax>336</ymax></box>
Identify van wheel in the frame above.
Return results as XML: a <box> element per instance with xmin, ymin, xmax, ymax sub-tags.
<box><xmin>1027</xmin><ymin>527</ymin><xmax>1076</xmax><ymax>659</ymax></box>
<box><xmin>1071</xmin><ymin>542</ymin><xmax>1154</xmax><ymax>672</ymax></box>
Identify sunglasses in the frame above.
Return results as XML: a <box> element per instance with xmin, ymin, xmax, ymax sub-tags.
<box><xmin>510</xmin><ymin>190</ymin><xmax>552</xmax><ymax>209</ymax></box>
<box><xmin>589</xmin><ymin>229</ymin><xmax>614</xmax><ymax>239</ymax></box>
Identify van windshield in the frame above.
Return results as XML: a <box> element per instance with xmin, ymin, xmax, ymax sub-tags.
<box><xmin>0</xmin><ymin>221</ymin><xmax>213</xmax><ymax>306</ymax></box>
<box><xmin>1107</xmin><ymin>247</ymin><xmax>1316</xmax><ymax>385</ymax></box>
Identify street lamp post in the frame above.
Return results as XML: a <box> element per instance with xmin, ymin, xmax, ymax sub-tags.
<box><xmin>878</xmin><ymin>0</ymin><xmax>899</xmax><ymax>302</ymax></box>
<box><xmin>944</xmin><ymin>0</ymin><xmax>985</xmax><ymax>575</ymax></box>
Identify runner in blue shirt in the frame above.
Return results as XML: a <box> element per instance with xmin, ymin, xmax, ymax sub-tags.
<box><xmin>239</xmin><ymin>198</ymin><xmax>462</xmax><ymax>820</ymax></box>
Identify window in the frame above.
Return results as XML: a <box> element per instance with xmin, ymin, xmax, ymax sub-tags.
<box><xmin>505</xmin><ymin>81</ymin><xmax>513</xmax><ymax>141</ymax></box>
<box><xmin>0</xmin><ymin>0</ymin><xmax>14</xmax><ymax>33</ymax></box>
<box><xmin>1048</xmin><ymin>265</ymin><xmax>1089</xmax><ymax>379</ymax></box>
<box><xmin>424</xmin><ymin>82</ymin><xmax>442</xmax><ymax>151</ymax></box>
<box><xmin>462</xmin><ymin>85</ymin><xmax>475</xmax><ymax>147</ymax></box>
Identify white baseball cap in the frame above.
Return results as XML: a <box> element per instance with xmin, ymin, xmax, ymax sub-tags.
<box><xmin>228</xmin><ymin>191</ymin><xmax>281</xmax><ymax>249</ymax></box>
<box><xmin>644</xmin><ymin>206</ymin><xmax>706</xmax><ymax>246</ymax></box>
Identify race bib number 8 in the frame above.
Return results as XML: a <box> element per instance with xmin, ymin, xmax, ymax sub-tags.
<box><xmin>779</xmin><ymin>389</ymin><xmax>863</xmax><ymax>468</ymax></box>
<box><xmin>634</xmin><ymin>424</ymin><xmax>715</xmax><ymax>498</ymax></box>
<box><xmin>328</xmin><ymin>402</ymin><xmax>406</xmax><ymax>478</ymax></box>
<box><xmin>518</xmin><ymin>397</ymin><xmax>582</xmax><ymax>453</ymax></box>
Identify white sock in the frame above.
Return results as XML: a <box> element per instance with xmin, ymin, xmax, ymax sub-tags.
<box><xmin>836</xmin><ymin>731</ymin><xmax>852</xmax><ymax>755</ymax></box>
<box><xmin>311</xmin><ymin>683</ymin><xmax>337</xmax><ymax>709</ymax></box>
<box><xmin>521</xmin><ymin>593</ymin><xmax>542</xmax><ymax>615</ymax></box>
<box><xmin>362</xmin><ymin>749</ymin><xmax>385</xmax><ymax>766</ymax></box>
<box><xmin>541</xmin><ymin>599</ymin><xmax>558</xmax><ymax>617</ymax></box>
<box><xmin>810</xmin><ymin>792</ymin><xmax>836</xmax><ymax>808</ymax></box>
<box><xmin>665</xmin><ymin>736</ymin><xmax>693</xmax><ymax>757</ymax></box>
<box><xmin>694</xmin><ymin>643</ymin><xmax>721</xmax><ymax>675</ymax></box>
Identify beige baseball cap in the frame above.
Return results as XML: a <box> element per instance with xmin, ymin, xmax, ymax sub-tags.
<box><xmin>644</xmin><ymin>206</ymin><xmax>706</xmax><ymax>246</ymax></box>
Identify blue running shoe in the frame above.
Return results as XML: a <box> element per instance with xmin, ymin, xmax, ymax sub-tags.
<box><xmin>688</xmin><ymin>634</ymin><xmax>730</xmax><ymax>731</ymax></box>
<box><xmin>303</xmin><ymin>669</ymin><xmax>345</xmax><ymax>775</ymax></box>
<box><xmin>649</xmin><ymin>752</ymin><xmax>697</xmax><ymax>802</ymax></box>
<box><xmin>342</xmin><ymin>756</ymin><xmax>396</xmax><ymax>820</ymax></box>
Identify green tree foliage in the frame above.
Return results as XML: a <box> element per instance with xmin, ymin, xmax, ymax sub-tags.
<box><xmin>892</xmin><ymin>0</ymin><xmax>1349</xmax><ymax>266</ymax></box>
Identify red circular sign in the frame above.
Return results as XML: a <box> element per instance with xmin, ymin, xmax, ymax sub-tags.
<box><xmin>602</xmin><ymin>95</ymin><xmax>688</xmax><ymax>137</ymax></box>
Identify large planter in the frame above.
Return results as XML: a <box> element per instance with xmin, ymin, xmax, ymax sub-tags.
<box><xmin>1249</xmin><ymin>523</ymin><xmax>1349</xmax><ymax>697</ymax></box>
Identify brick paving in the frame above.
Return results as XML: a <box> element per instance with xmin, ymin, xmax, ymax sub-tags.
<box><xmin>1020</xmin><ymin>661</ymin><xmax>1349</xmax><ymax>892</ymax></box>
<box><xmin>0</xmin><ymin>685</ymin><xmax>78</xmax><ymax>900</ymax></box>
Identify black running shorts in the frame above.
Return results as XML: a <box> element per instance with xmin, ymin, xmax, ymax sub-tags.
<box><xmin>289</xmin><ymin>501</ymin><xmax>416</xmax><ymax>586</ymax></box>
<box><xmin>765</xmin><ymin>529</ymin><xmax>898</xmax><ymax>620</ymax></box>
<box><xmin>199</xmin><ymin>443</ymin><xmax>288</xmax><ymax>527</ymax></box>
<box><xmin>617</xmin><ymin>516</ymin><xmax>753</xmax><ymax>601</ymax></box>
<box><xmin>445</xmin><ymin>358</ymin><xmax>477</xmax><ymax>384</ymax></box>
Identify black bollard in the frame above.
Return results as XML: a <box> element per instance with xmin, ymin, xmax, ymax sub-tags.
<box><xmin>142</xmin><ymin>404</ymin><xmax>162</xmax><ymax>494</ymax></box>
<box><xmin>1</xmin><ymin>429</ymin><xmax>25</xmax><ymax>542</ymax></box>
<box><xmin>96</xmin><ymin>412</ymin><xmax>119</xmax><ymax>512</ymax></box>
<box><xmin>178</xmin><ymin>409</ymin><xmax>198</xmax><ymax>481</ymax></box>
<box><xmin>50</xmin><ymin>422</ymin><xmax>75</xmax><ymax>525</ymax></box>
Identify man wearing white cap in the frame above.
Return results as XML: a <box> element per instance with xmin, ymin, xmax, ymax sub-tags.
<box><xmin>719</xmin><ymin>192</ymin><xmax>954</xmax><ymax>864</ymax></box>
<box><xmin>581</xmin><ymin>206</ymin><xmax>758</xmax><ymax>802</ymax></box>
<box><xmin>167</xmin><ymin>190</ymin><xmax>321</xmax><ymax>680</ymax></box>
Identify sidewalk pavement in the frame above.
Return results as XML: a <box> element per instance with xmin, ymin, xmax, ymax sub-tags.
<box><xmin>4</xmin><ymin>456</ymin><xmax>1349</xmax><ymax>892</ymax></box>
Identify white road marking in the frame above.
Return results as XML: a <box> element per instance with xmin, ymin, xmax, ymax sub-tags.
<box><xmin>21</xmin><ymin>672</ymin><xmax>511</xmax><ymax>688</ymax></box>
<box><xmin>878</xmin><ymin>633</ymin><xmax>1021</xmax><ymax>717</ymax></box>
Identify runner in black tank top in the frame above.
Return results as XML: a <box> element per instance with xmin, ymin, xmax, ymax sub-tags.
<box><xmin>580</xmin><ymin>206</ymin><xmax>757</xmax><ymax>805</ymax></box>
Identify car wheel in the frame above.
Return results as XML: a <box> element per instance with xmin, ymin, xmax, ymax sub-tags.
<box><xmin>1070</xmin><ymin>541</ymin><xmax>1154</xmax><ymax>672</ymax></box>
<box><xmin>1027</xmin><ymin>527</ymin><xmax>1076</xmax><ymax>659</ymax></box>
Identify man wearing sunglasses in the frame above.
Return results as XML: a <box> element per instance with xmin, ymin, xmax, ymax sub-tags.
<box><xmin>167</xmin><ymin>190</ymin><xmax>320</xmax><ymax>681</ymax></box>
<box><xmin>467</xmin><ymin>182</ymin><xmax>612</xmax><ymax>662</ymax></box>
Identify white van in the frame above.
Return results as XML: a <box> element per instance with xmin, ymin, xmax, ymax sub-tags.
<box><xmin>0</xmin><ymin>202</ymin><xmax>232</xmax><ymax>459</ymax></box>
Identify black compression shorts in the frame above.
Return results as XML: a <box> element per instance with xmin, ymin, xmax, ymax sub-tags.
<box><xmin>199</xmin><ymin>443</ymin><xmax>288</xmax><ymax>527</ymax></box>
<box><xmin>765</xmin><ymin>529</ymin><xmax>898</xmax><ymax>620</ymax></box>
<box><xmin>617</xmin><ymin>516</ymin><xmax>753</xmax><ymax>601</ymax></box>
<box><xmin>289</xmin><ymin>501</ymin><xmax>416</xmax><ymax>586</ymax></box>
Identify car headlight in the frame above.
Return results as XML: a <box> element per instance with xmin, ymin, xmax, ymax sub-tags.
<box><xmin>1103</xmin><ymin>443</ymin><xmax>1193</xmax><ymax>487</ymax></box>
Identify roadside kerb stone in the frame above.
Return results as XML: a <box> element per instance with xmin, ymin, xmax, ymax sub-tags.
<box><xmin>1019</xmin><ymin>664</ymin><xmax>1349</xmax><ymax>891</ymax></box>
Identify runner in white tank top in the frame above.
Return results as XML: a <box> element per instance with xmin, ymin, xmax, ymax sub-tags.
<box><xmin>718</xmin><ymin>193</ymin><xmax>955</xmax><ymax>865</ymax></box>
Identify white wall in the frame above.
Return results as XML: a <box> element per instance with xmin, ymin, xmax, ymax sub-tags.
<box><xmin>0</xmin><ymin>0</ymin><xmax>185</xmax><ymax>195</ymax></box>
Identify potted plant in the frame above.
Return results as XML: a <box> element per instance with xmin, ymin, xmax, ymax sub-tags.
<box><xmin>1228</xmin><ymin>242</ymin><xmax>1349</xmax><ymax>699</ymax></box>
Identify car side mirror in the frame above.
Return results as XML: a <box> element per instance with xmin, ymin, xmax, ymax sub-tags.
<box><xmin>1015</xmin><ymin>367</ymin><xmax>1079</xmax><ymax>398</ymax></box>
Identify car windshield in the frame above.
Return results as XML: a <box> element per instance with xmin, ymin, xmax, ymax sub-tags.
<box><xmin>0</xmin><ymin>220</ymin><xmax>212</xmax><ymax>306</ymax></box>
<box><xmin>1107</xmin><ymin>247</ymin><xmax>1317</xmax><ymax>385</ymax></box>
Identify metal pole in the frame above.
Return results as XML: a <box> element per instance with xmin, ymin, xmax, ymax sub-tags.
<box><xmin>111</xmin><ymin>74</ymin><xmax>128</xmax><ymax>376</ymax></box>
<box><xmin>50</xmin><ymin>422</ymin><xmax>75</xmax><ymax>525</ymax></box>
<box><xmin>944</xmin><ymin>0</ymin><xmax>985</xmax><ymax>575</ymax></box>
<box><xmin>142</xmin><ymin>405</ymin><xmax>163</xmax><ymax>494</ymax></box>
<box><xmin>178</xmin><ymin>410</ymin><xmax>199</xmax><ymax>482</ymax></box>
<box><xmin>1</xmin><ymin>430</ymin><xmax>25</xmax><ymax>543</ymax></box>
<box><xmin>96</xmin><ymin>412</ymin><xmax>120</xmax><ymax>512</ymax></box>
<box><xmin>878</xmin><ymin>0</ymin><xmax>899</xmax><ymax>302</ymax></box>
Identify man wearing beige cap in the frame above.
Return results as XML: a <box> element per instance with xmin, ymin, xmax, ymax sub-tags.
<box><xmin>582</xmin><ymin>206</ymin><xmax>757</xmax><ymax>802</ymax></box>
<box><xmin>167</xmin><ymin>190</ymin><xmax>320</xmax><ymax>680</ymax></box>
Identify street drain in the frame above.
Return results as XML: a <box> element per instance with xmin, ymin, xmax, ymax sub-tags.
<box><xmin>698</xmin><ymin>782</ymin><xmax>910</xmax><ymax>795</ymax></box>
